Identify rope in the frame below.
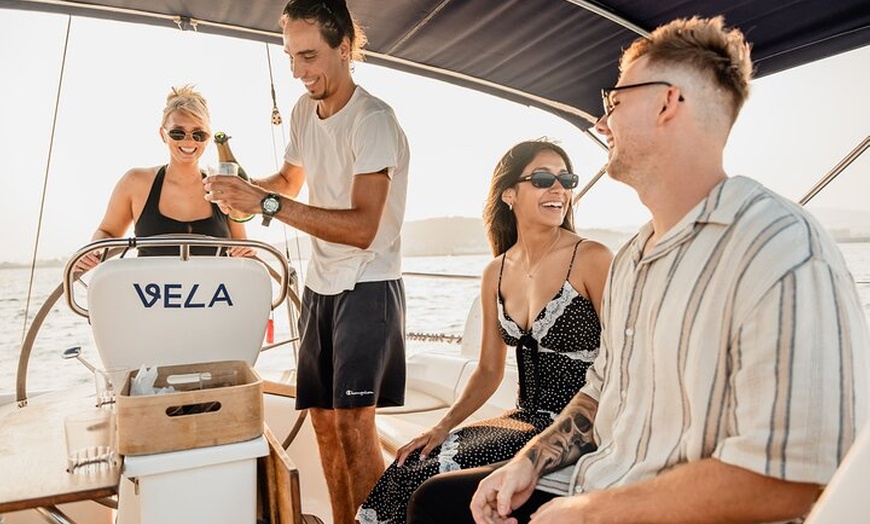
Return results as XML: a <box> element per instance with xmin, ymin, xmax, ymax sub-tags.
<box><xmin>406</xmin><ymin>332</ymin><xmax>463</xmax><ymax>344</ymax></box>
<box><xmin>264</xmin><ymin>42</ymin><xmax>307</xmax><ymax>369</ymax></box>
<box><xmin>266</xmin><ymin>42</ymin><xmax>283</xmax><ymax>126</ymax></box>
<box><xmin>264</xmin><ymin>42</ymin><xmax>306</xmax><ymax>283</ymax></box>
<box><xmin>266</xmin><ymin>43</ymin><xmax>286</xmax><ymax>172</ymax></box>
<box><xmin>19</xmin><ymin>15</ymin><xmax>73</xmax><ymax>350</ymax></box>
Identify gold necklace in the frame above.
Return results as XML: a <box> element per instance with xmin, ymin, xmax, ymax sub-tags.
<box><xmin>521</xmin><ymin>230</ymin><xmax>561</xmax><ymax>278</ymax></box>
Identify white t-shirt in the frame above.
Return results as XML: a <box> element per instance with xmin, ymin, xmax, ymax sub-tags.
<box><xmin>284</xmin><ymin>86</ymin><xmax>410</xmax><ymax>295</ymax></box>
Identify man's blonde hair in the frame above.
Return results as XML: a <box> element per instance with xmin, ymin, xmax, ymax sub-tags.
<box><xmin>621</xmin><ymin>16</ymin><xmax>753</xmax><ymax>122</ymax></box>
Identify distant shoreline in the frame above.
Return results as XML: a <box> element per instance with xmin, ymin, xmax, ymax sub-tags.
<box><xmin>837</xmin><ymin>237</ymin><xmax>870</xmax><ymax>243</ymax></box>
<box><xmin>0</xmin><ymin>252</ymin><xmax>494</xmax><ymax>270</ymax></box>
<box><xmin>1</xmin><ymin>260</ymin><xmax>67</xmax><ymax>269</ymax></box>
<box><xmin>2</xmin><ymin>214</ymin><xmax>868</xmax><ymax>268</ymax></box>
<box><xmin>5</xmin><ymin>236</ymin><xmax>870</xmax><ymax>269</ymax></box>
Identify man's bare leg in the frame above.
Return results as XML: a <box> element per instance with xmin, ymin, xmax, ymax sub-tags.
<box><xmin>309</xmin><ymin>408</ymin><xmax>354</xmax><ymax>524</ymax></box>
<box><xmin>335</xmin><ymin>406</ymin><xmax>385</xmax><ymax>511</ymax></box>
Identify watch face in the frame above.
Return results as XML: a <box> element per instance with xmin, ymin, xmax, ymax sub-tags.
<box><xmin>263</xmin><ymin>195</ymin><xmax>280</xmax><ymax>214</ymax></box>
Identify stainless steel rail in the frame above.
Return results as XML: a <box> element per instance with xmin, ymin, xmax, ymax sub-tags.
<box><xmin>402</xmin><ymin>271</ymin><xmax>480</xmax><ymax>280</ymax></box>
<box><xmin>799</xmin><ymin>136</ymin><xmax>869</xmax><ymax>206</ymax></box>
<box><xmin>63</xmin><ymin>236</ymin><xmax>291</xmax><ymax>317</ymax></box>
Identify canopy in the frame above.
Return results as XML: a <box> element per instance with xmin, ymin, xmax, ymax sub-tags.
<box><xmin>3</xmin><ymin>0</ymin><xmax>869</xmax><ymax>130</ymax></box>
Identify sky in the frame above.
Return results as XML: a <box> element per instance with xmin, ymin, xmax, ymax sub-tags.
<box><xmin>1</xmin><ymin>8</ymin><xmax>869</xmax><ymax>264</ymax></box>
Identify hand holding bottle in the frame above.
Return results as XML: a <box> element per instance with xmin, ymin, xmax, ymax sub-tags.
<box><xmin>212</xmin><ymin>131</ymin><xmax>255</xmax><ymax>223</ymax></box>
<box><xmin>204</xmin><ymin>169</ymin><xmax>265</xmax><ymax>221</ymax></box>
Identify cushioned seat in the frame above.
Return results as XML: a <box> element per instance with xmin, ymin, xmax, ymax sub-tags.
<box><xmin>804</xmin><ymin>349</ymin><xmax>870</xmax><ymax>524</ymax></box>
<box><xmin>377</xmin><ymin>408</ymin><xmax>453</xmax><ymax>456</ymax></box>
<box><xmin>376</xmin><ymin>296</ymin><xmax>522</xmax><ymax>458</ymax></box>
<box><xmin>805</xmin><ymin>424</ymin><xmax>870</xmax><ymax>523</ymax></box>
<box><xmin>375</xmin><ymin>388</ymin><xmax>450</xmax><ymax>415</ymax></box>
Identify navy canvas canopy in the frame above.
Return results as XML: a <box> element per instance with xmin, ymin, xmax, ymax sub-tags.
<box><xmin>3</xmin><ymin>0</ymin><xmax>869</xmax><ymax>130</ymax></box>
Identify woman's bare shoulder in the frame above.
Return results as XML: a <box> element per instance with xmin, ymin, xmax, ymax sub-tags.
<box><xmin>481</xmin><ymin>255</ymin><xmax>504</xmax><ymax>281</ymax></box>
<box><xmin>571</xmin><ymin>237</ymin><xmax>614</xmax><ymax>286</ymax></box>
<box><xmin>577</xmin><ymin>238</ymin><xmax>613</xmax><ymax>259</ymax></box>
<box><xmin>114</xmin><ymin>166</ymin><xmax>160</xmax><ymax>190</ymax></box>
<box><xmin>122</xmin><ymin>165</ymin><xmax>159</xmax><ymax>180</ymax></box>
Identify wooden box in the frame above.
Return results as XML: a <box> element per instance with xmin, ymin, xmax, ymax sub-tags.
<box><xmin>117</xmin><ymin>360</ymin><xmax>264</xmax><ymax>456</ymax></box>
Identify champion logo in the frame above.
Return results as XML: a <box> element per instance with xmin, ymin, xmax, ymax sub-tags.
<box><xmin>345</xmin><ymin>389</ymin><xmax>374</xmax><ymax>397</ymax></box>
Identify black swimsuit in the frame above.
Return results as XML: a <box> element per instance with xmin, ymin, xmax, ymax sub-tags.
<box><xmin>134</xmin><ymin>165</ymin><xmax>230</xmax><ymax>256</ymax></box>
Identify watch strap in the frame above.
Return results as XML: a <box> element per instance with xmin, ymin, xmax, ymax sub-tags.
<box><xmin>260</xmin><ymin>193</ymin><xmax>281</xmax><ymax>227</ymax></box>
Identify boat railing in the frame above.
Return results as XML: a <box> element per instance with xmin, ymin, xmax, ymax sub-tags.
<box><xmin>401</xmin><ymin>270</ymin><xmax>480</xmax><ymax>346</ymax></box>
<box><xmin>63</xmin><ymin>236</ymin><xmax>293</xmax><ymax>316</ymax></box>
<box><xmin>799</xmin><ymin>136</ymin><xmax>869</xmax><ymax>206</ymax></box>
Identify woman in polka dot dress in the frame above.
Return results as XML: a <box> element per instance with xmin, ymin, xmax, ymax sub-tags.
<box><xmin>357</xmin><ymin>139</ymin><xmax>613</xmax><ymax>524</ymax></box>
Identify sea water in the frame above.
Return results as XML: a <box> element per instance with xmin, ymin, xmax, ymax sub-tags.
<box><xmin>0</xmin><ymin>255</ymin><xmax>490</xmax><ymax>396</ymax></box>
<box><xmin>2</xmin><ymin>246</ymin><xmax>869</xmax><ymax>397</ymax></box>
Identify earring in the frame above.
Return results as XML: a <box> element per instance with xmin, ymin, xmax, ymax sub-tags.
<box><xmin>508</xmin><ymin>202</ymin><xmax>513</xmax><ymax>211</ymax></box>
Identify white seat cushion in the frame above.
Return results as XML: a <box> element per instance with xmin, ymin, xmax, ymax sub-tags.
<box><xmin>805</xmin><ymin>424</ymin><xmax>870</xmax><ymax>523</ymax></box>
<box><xmin>377</xmin><ymin>408</ymin><xmax>452</xmax><ymax>456</ymax></box>
<box><xmin>376</xmin><ymin>388</ymin><xmax>449</xmax><ymax>415</ymax></box>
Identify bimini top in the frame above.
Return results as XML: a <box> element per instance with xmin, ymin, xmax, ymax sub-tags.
<box><xmin>3</xmin><ymin>0</ymin><xmax>869</xmax><ymax>130</ymax></box>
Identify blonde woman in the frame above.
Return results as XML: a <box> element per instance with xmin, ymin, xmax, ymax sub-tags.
<box><xmin>76</xmin><ymin>84</ymin><xmax>251</xmax><ymax>270</ymax></box>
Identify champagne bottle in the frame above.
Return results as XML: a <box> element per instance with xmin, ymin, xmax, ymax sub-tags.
<box><xmin>214</xmin><ymin>131</ymin><xmax>250</xmax><ymax>181</ymax></box>
<box><xmin>213</xmin><ymin>131</ymin><xmax>254</xmax><ymax>222</ymax></box>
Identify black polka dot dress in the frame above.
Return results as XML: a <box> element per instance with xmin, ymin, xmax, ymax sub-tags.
<box><xmin>357</xmin><ymin>241</ymin><xmax>601</xmax><ymax>524</ymax></box>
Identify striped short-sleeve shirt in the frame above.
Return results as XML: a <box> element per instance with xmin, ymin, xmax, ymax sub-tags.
<box><xmin>572</xmin><ymin>176</ymin><xmax>868</xmax><ymax>503</ymax></box>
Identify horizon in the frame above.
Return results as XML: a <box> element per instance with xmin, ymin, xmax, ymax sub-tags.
<box><xmin>1</xmin><ymin>10</ymin><xmax>869</xmax><ymax>265</ymax></box>
<box><xmin>6</xmin><ymin>207</ymin><xmax>870</xmax><ymax>267</ymax></box>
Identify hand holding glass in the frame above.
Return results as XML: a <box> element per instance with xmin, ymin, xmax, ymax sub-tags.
<box><xmin>208</xmin><ymin>162</ymin><xmax>255</xmax><ymax>223</ymax></box>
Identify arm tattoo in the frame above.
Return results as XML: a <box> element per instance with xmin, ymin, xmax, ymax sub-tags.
<box><xmin>521</xmin><ymin>393</ymin><xmax>598</xmax><ymax>476</ymax></box>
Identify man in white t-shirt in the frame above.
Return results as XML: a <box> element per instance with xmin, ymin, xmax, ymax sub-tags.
<box><xmin>205</xmin><ymin>1</ymin><xmax>409</xmax><ymax>522</ymax></box>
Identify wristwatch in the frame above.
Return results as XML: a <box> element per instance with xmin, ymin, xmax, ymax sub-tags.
<box><xmin>260</xmin><ymin>193</ymin><xmax>282</xmax><ymax>226</ymax></box>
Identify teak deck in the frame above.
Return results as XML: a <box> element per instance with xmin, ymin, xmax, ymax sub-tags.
<box><xmin>0</xmin><ymin>384</ymin><xmax>119</xmax><ymax>513</ymax></box>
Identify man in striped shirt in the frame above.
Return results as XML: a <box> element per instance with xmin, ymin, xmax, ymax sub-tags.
<box><xmin>407</xmin><ymin>16</ymin><xmax>868</xmax><ymax>524</ymax></box>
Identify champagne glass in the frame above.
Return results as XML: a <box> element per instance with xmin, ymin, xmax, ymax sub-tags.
<box><xmin>208</xmin><ymin>162</ymin><xmax>254</xmax><ymax>222</ymax></box>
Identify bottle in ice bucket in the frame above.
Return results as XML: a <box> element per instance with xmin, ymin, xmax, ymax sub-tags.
<box><xmin>213</xmin><ymin>131</ymin><xmax>254</xmax><ymax>222</ymax></box>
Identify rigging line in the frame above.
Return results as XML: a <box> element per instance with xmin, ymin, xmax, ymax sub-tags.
<box><xmin>265</xmin><ymin>42</ymin><xmax>306</xmax><ymax>283</ymax></box>
<box><xmin>266</xmin><ymin>43</ymin><xmax>285</xmax><ymax>175</ymax></box>
<box><xmin>266</xmin><ymin>41</ymin><xmax>304</xmax><ymax>367</ymax></box>
<box><xmin>265</xmin><ymin>111</ymin><xmax>297</xmax><ymax>268</ymax></box>
<box><xmin>19</xmin><ymin>15</ymin><xmax>72</xmax><ymax>349</ymax></box>
<box><xmin>266</xmin><ymin>41</ymin><xmax>283</xmax><ymax>127</ymax></box>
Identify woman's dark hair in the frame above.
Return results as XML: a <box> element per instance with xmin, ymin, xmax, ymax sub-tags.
<box><xmin>281</xmin><ymin>0</ymin><xmax>368</xmax><ymax>61</ymax></box>
<box><xmin>483</xmin><ymin>139</ymin><xmax>576</xmax><ymax>256</ymax></box>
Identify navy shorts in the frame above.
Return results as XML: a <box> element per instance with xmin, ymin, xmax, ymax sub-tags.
<box><xmin>295</xmin><ymin>279</ymin><xmax>406</xmax><ymax>410</ymax></box>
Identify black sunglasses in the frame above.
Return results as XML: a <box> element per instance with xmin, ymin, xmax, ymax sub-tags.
<box><xmin>600</xmin><ymin>81</ymin><xmax>684</xmax><ymax>116</ymax></box>
<box><xmin>517</xmin><ymin>171</ymin><xmax>579</xmax><ymax>189</ymax></box>
<box><xmin>164</xmin><ymin>128</ymin><xmax>210</xmax><ymax>143</ymax></box>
